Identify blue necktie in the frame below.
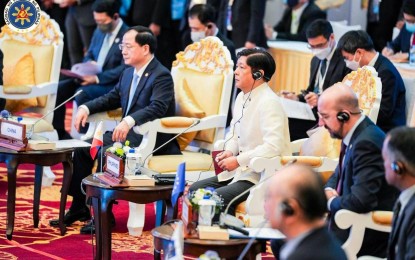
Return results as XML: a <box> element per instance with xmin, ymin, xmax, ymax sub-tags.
<box><xmin>97</xmin><ymin>33</ymin><xmax>111</xmax><ymax>68</ymax></box>
<box><xmin>126</xmin><ymin>74</ymin><xmax>140</xmax><ymax>113</ymax></box>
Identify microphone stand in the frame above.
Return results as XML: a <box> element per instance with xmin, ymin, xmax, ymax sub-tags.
<box><xmin>219</xmin><ymin>159</ymin><xmax>297</xmax><ymax>235</ymax></box>
<box><xmin>26</xmin><ymin>89</ymin><xmax>84</xmax><ymax>139</ymax></box>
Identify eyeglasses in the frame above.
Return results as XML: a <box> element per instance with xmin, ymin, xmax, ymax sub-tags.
<box><xmin>118</xmin><ymin>44</ymin><xmax>135</xmax><ymax>51</ymax></box>
<box><xmin>307</xmin><ymin>40</ymin><xmax>329</xmax><ymax>50</ymax></box>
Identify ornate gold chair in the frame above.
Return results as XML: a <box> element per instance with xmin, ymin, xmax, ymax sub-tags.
<box><xmin>236</xmin><ymin>66</ymin><xmax>383</xmax><ymax>227</ymax></box>
<box><xmin>0</xmin><ymin>11</ymin><xmax>63</xmax><ymax>186</ymax></box>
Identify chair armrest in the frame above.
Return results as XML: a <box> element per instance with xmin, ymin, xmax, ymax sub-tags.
<box><xmin>291</xmin><ymin>138</ymin><xmax>306</xmax><ymax>153</ymax></box>
<box><xmin>86</xmin><ymin>109</ymin><xmax>123</xmax><ymax>122</ymax></box>
<box><xmin>0</xmin><ymin>82</ymin><xmax>58</xmax><ymax>99</ymax></box>
<box><xmin>372</xmin><ymin>211</ymin><xmax>393</xmax><ymax>226</ymax></box>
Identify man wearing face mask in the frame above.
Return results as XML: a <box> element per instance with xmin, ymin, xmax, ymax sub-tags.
<box><xmin>337</xmin><ymin>30</ymin><xmax>406</xmax><ymax>133</ymax></box>
<box><xmin>265</xmin><ymin>0</ymin><xmax>326</xmax><ymax>42</ymax></box>
<box><xmin>382</xmin><ymin>0</ymin><xmax>415</xmax><ymax>59</ymax></box>
<box><xmin>281</xmin><ymin>19</ymin><xmax>350</xmax><ymax>140</ymax></box>
<box><xmin>53</xmin><ymin>0</ymin><xmax>129</xmax><ymax>139</ymax></box>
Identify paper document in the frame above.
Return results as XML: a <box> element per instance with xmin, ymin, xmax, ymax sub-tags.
<box><xmin>280</xmin><ymin>98</ymin><xmax>316</xmax><ymax>121</ymax></box>
<box><xmin>61</xmin><ymin>62</ymin><xmax>102</xmax><ymax>79</ymax></box>
<box><xmin>55</xmin><ymin>139</ymin><xmax>91</xmax><ymax>149</ymax></box>
<box><xmin>228</xmin><ymin>227</ymin><xmax>285</xmax><ymax>240</ymax></box>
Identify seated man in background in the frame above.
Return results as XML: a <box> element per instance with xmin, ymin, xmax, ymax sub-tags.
<box><xmin>282</xmin><ymin>19</ymin><xmax>350</xmax><ymax>140</ymax></box>
<box><xmin>382</xmin><ymin>0</ymin><xmax>415</xmax><ymax>60</ymax></box>
<box><xmin>265</xmin><ymin>164</ymin><xmax>347</xmax><ymax>260</ymax></box>
<box><xmin>189</xmin><ymin>49</ymin><xmax>291</xmax><ymax>217</ymax></box>
<box><xmin>319</xmin><ymin>83</ymin><xmax>399</xmax><ymax>257</ymax></box>
<box><xmin>52</xmin><ymin>0</ymin><xmax>128</xmax><ymax>139</ymax></box>
<box><xmin>49</xmin><ymin>26</ymin><xmax>181</xmax><ymax>234</ymax></box>
<box><xmin>265</xmin><ymin>0</ymin><xmax>326</xmax><ymax>42</ymax></box>
<box><xmin>337</xmin><ymin>30</ymin><xmax>406</xmax><ymax>133</ymax></box>
<box><xmin>0</xmin><ymin>50</ymin><xmax>4</xmax><ymax>110</ymax></box>
<box><xmin>382</xmin><ymin>126</ymin><xmax>415</xmax><ymax>260</ymax></box>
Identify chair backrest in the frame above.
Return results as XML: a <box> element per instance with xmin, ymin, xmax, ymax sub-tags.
<box><xmin>0</xmin><ymin>11</ymin><xmax>63</xmax><ymax>123</ymax></box>
<box><xmin>342</xmin><ymin>66</ymin><xmax>382</xmax><ymax>123</ymax></box>
<box><xmin>171</xmin><ymin>36</ymin><xmax>234</xmax><ymax>151</ymax></box>
<box><xmin>330</xmin><ymin>21</ymin><xmax>362</xmax><ymax>42</ymax></box>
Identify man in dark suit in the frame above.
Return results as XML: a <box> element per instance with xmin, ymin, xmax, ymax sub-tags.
<box><xmin>0</xmin><ymin>50</ymin><xmax>4</xmax><ymax>110</ymax></box>
<box><xmin>231</xmin><ymin>0</ymin><xmax>268</xmax><ymax>49</ymax></box>
<box><xmin>338</xmin><ymin>30</ymin><xmax>406</xmax><ymax>133</ymax></box>
<box><xmin>282</xmin><ymin>19</ymin><xmax>350</xmax><ymax>140</ymax></box>
<box><xmin>266</xmin><ymin>0</ymin><xmax>326</xmax><ymax>42</ymax></box>
<box><xmin>320</xmin><ymin>83</ymin><xmax>399</xmax><ymax>257</ymax></box>
<box><xmin>266</xmin><ymin>164</ymin><xmax>347</xmax><ymax>260</ymax></box>
<box><xmin>382</xmin><ymin>0</ymin><xmax>415</xmax><ymax>57</ymax></box>
<box><xmin>53</xmin><ymin>0</ymin><xmax>128</xmax><ymax>139</ymax></box>
<box><xmin>49</xmin><ymin>26</ymin><xmax>181</xmax><ymax>233</ymax></box>
<box><xmin>383</xmin><ymin>126</ymin><xmax>415</xmax><ymax>260</ymax></box>
<box><xmin>60</xmin><ymin>0</ymin><xmax>96</xmax><ymax>66</ymax></box>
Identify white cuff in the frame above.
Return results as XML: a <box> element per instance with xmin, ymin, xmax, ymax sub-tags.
<box><xmin>78</xmin><ymin>105</ymin><xmax>90</xmax><ymax>115</ymax></box>
<box><xmin>123</xmin><ymin>116</ymin><xmax>135</xmax><ymax>129</ymax></box>
<box><xmin>95</xmin><ymin>76</ymin><xmax>99</xmax><ymax>84</ymax></box>
<box><xmin>272</xmin><ymin>31</ymin><xmax>278</xmax><ymax>39</ymax></box>
<box><xmin>327</xmin><ymin>195</ymin><xmax>336</xmax><ymax>211</ymax></box>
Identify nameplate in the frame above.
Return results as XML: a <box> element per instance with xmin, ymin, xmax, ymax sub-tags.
<box><xmin>182</xmin><ymin>196</ymin><xmax>194</xmax><ymax>235</ymax></box>
<box><xmin>0</xmin><ymin>120</ymin><xmax>25</xmax><ymax>141</ymax></box>
<box><xmin>105</xmin><ymin>152</ymin><xmax>124</xmax><ymax>179</ymax></box>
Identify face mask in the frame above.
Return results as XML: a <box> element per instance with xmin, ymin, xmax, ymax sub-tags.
<box><xmin>311</xmin><ymin>41</ymin><xmax>332</xmax><ymax>60</ymax></box>
<box><xmin>284</xmin><ymin>0</ymin><xmax>299</xmax><ymax>8</ymax></box>
<box><xmin>191</xmin><ymin>31</ymin><xmax>206</xmax><ymax>42</ymax></box>
<box><xmin>344</xmin><ymin>53</ymin><xmax>361</xmax><ymax>71</ymax></box>
<box><xmin>98</xmin><ymin>22</ymin><xmax>113</xmax><ymax>33</ymax></box>
<box><xmin>405</xmin><ymin>22</ymin><xmax>415</xmax><ymax>33</ymax></box>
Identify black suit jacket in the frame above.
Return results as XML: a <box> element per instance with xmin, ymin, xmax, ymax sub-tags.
<box><xmin>388</xmin><ymin>193</ymin><xmax>415</xmax><ymax>260</ymax></box>
<box><xmin>373</xmin><ymin>54</ymin><xmax>406</xmax><ymax>133</ymax></box>
<box><xmin>274</xmin><ymin>3</ymin><xmax>326</xmax><ymax>42</ymax></box>
<box><xmin>127</xmin><ymin>0</ymin><xmax>169</xmax><ymax>28</ymax></box>
<box><xmin>85</xmin><ymin>58</ymin><xmax>181</xmax><ymax>155</ymax></box>
<box><xmin>326</xmin><ymin>117</ymin><xmax>399</xmax><ymax>257</ymax></box>
<box><xmin>286</xmin><ymin>226</ymin><xmax>347</xmax><ymax>260</ymax></box>
<box><xmin>231</xmin><ymin>0</ymin><xmax>268</xmax><ymax>49</ymax></box>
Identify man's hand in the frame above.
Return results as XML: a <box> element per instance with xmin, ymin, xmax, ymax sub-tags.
<box><xmin>264</xmin><ymin>24</ymin><xmax>273</xmax><ymax>39</ymax></box>
<box><xmin>42</xmin><ymin>0</ymin><xmax>54</xmax><ymax>9</ymax></box>
<box><xmin>281</xmin><ymin>91</ymin><xmax>299</xmax><ymax>101</ymax></box>
<box><xmin>382</xmin><ymin>47</ymin><xmax>394</xmax><ymax>57</ymax></box>
<box><xmin>149</xmin><ymin>23</ymin><xmax>161</xmax><ymax>36</ymax></box>
<box><xmin>304</xmin><ymin>92</ymin><xmax>319</xmax><ymax>108</ymax></box>
<box><xmin>245</xmin><ymin>41</ymin><xmax>256</xmax><ymax>49</ymax></box>
<box><xmin>112</xmin><ymin>120</ymin><xmax>130</xmax><ymax>142</ymax></box>
<box><xmin>217</xmin><ymin>156</ymin><xmax>239</xmax><ymax>172</ymax></box>
<box><xmin>215</xmin><ymin>150</ymin><xmax>233</xmax><ymax>162</ymax></box>
<box><xmin>325</xmin><ymin>189</ymin><xmax>338</xmax><ymax>200</ymax></box>
<box><xmin>74</xmin><ymin>107</ymin><xmax>88</xmax><ymax>132</ymax></box>
<box><xmin>80</xmin><ymin>75</ymin><xmax>97</xmax><ymax>86</ymax></box>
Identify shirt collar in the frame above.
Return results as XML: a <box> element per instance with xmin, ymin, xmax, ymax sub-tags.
<box><xmin>280</xmin><ymin>229</ymin><xmax>312</xmax><ymax>260</ymax></box>
<box><xmin>343</xmin><ymin>114</ymin><xmax>365</xmax><ymax>146</ymax></box>
<box><xmin>399</xmin><ymin>184</ymin><xmax>415</xmax><ymax>211</ymax></box>
<box><xmin>292</xmin><ymin>3</ymin><xmax>308</xmax><ymax>17</ymax></box>
<box><xmin>368</xmin><ymin>52</ymin><xmax>379</xmax><ymax>67</ymax></box>
<box><xmin>134</xmin><ymin>56</ymin><xmax>154</xmax><ymax>78</ymax></box>
<box><xmin>242</xmin><ymin>82</ymin><xmax>268</xmax><ymax>100</ymax></box>
<box><xmin>108</xmin><ymin>19</ymin><xmax>123</xmax><ymax>42</ymax></box>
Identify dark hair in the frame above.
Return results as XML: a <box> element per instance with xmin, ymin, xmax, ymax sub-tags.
<box><xmin>337</xmin><ymin>30</ymin><xmax>374</xmax><ymax>54</ymax></box>
<box><xmin>386</xmin><ymin>126</ymin><xmax>415</xmax><ymax>169</ymax></box>
<box><xmin>236</xmin><ymin>48</ymin><xmax>276</xmax><ymax>82</ymax></box>
<box><xmin>92</xmin><ymin>0</ymin><xmax>121</xmax><ymax>17</ymax></box>
<box><xmin>188</xmin><ymin>4</ymin><xmax>216</xmax><ymax>25</ymax></box>
<box><xmin>294</xmin><ymin>168</ymin><xmax>327</xmax><ymax>221</ymax></box>
<box><xmin>403</xmin><ymin>0</ymin><xmax>415</xmax><ymax>16</ymax></box>
<box><xmin>128</xmin><ymin>25</ymin><xmax>157</xmax><ymax>53</ymax></box>
<box><xmin>306</xmin><ymin>19</ymin><xmax>333</xmax><ymax>39</ymax></box>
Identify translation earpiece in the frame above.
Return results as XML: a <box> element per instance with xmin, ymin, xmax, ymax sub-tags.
<box><xmin>252</xmin><ymin>71</ymin><xmax>263</xmax><ymax>81</ymax></box>
<box><xmin>336</xmin><ymin>111</ymin><xmax>350</xmax><ymax>122</ymax></box>
<box><xmin>391</xmin><ymin>161</ymin><xmax>404</xmax><ymax>175</ymax></box>
<box><xmin>207</xmin><ymin>23</ymin><xmax>213</xmax><ymax>29</ymax></box>
<box><xmin>279</xmin><ymin>200</ymin><xmax>294</xmax><ymax>216</ymax></box>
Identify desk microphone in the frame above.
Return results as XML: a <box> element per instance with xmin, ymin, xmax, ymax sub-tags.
<box><xmin>136</xmin><ymin>118</ymin><xmax>201</xmax><ymax>175</ymax></box>
<box><xmin>26</xmin><ymin>89</ymin><xmax>83</xmax><ymax>139</ymax></box>
<box><xmin>219</xmin><ymin>159</ymin><xmax>297</xmax><ymax>235</ymax></box>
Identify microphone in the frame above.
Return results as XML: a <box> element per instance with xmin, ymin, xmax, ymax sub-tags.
<box><xmin>26</xmin><ymin>89</ymin><xmax>84</xmax><ymax>139</ymax></box>
<box><xmin>219</xmin><ymin>158</ymin><xmax>297</xmax><ymax>235</ymax></box>
<box><xmin>136</xmin><ymin>118</ymin><xmax>201</xmax><ymax>175</ymax></box>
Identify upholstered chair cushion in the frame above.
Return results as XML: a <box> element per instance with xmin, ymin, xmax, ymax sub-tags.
<box><xmin>299</xmin><ymin>127</ymin><xmax>341</xmax><ymax>159</ymax></box>
<box><xmin>174</xmin><ymin>68</ymin><xmax>224</xmax><ymax>144</ymax></box>
<box><xmin>160</xmin><ymin>117</ymin><xmax>199</xmax><ymax>150</ymax></box>
<box><xmin>2</xmin><ymin>39</ymin><xmax>54</xmax><ymax>111</ymax></box>
<box><xmin>148</xmin><ymin>151</ymin><xmax>212</xmax><ymax>172</ymax></box>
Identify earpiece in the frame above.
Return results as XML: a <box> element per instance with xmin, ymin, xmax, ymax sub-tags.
<box><xmin>279</xmin><ymin>200</ymin><xmax>294</xmax><ymax>216</ymax></box>
<box><xmin>391</xmin><ymin>161</ymin><xmax>404</xmax><ymax>175</ymax></box>
<box><xmin>252</xmin><ymin>71</ymin><xmax>263</xmax><ymax>81</ymax></box>
<box><xmin>336</xmin><ymin>111</ymin><xmax>350</xmax><ymax>122</ymax></box>
<box><xmin>207</xmin><ymin>23</ymin><xmax>213</xmax><ymax>29</ymax></box>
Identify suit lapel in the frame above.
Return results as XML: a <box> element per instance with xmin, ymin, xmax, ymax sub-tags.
<box><xmin>323</xmin><ymin>50</ymin><xmax>340</xmax><ymax>90</ymax></box>
<box><xmin>102</xmin><ymin>26</ymin><xmax>125</xmax><ymax>68</ymax></box>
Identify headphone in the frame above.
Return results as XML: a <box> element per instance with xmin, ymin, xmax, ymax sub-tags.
<box><xmin>336</xmin><ymin>110</ymin><xmax>362</xmax><ymax>122</ymax></box>
<box><xmin>252</xmin><ymin>71</ymin><xmax>263</xmax><ymax>81</ymax></box>
<box><xmin>207</xmin><ymin>23</ymin><xmax>213</xmax><ymax>29</ymax></box>
<box><xmin>279</xmin><ymin>200</ymin><xmax>294</xmax><ymax>216</ymax></box>
<box><xmin>391</xmin><ymin>161</ymin><xmax>404</xmax><ymax>175</ymax></box>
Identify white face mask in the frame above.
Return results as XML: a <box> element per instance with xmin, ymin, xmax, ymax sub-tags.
<box><xmin>191</xmin><ymin>31</ymin><xmax>206</xmax><ymax>42</ymax></box>
<box><xmin>311</xmin><ymin>41</ymin><xmax>333</xmax><ymax>60</ymax></box>
<box><xmin>344</xmin><ymin>53</ymin><xmax>361</xmax><ymax>71</ymax></box>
